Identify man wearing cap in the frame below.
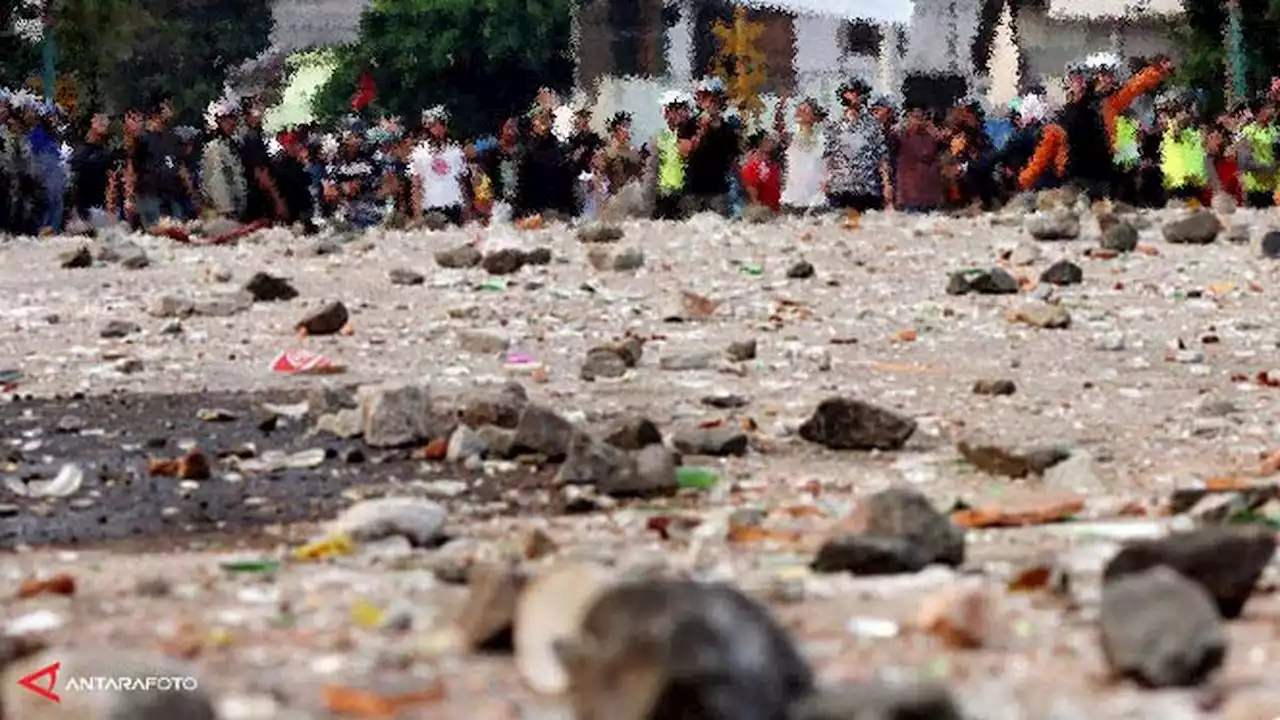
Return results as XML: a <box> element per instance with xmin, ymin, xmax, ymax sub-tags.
<box><xmin>678</xmin><ymin>78</ymin><xmax>740</xmax><ymax>217</ymax></box>
<box><xmin>648</xmin><ymin>91</ymin><xmax>693</xmax><ymax>220</ymax></box>
<box><xmin>824</xmin><ymin>78</ymin><xmax>892</xmax><ymax>212</ymax></box>
<box><xmin>409</xmin><ymin>106</ymin><xmax>468</xmax><ymax>226</ymax></box>
<box><xmin>200</xmin><ymin>101</ymin><xmax>246</xmax><ymax>220</ymax></box>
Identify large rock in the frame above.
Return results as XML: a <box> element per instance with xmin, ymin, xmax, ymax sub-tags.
<box><xmin>1163</xmin><ymin>211</ymin><xmax>1221</xmax><ymax>244</ymax></box>
<box><xmin>810</xmin><ymin>535</ymin><xmax>933</xmax><ymax>575</ymax></box>
<box><xmin>1039</xmin><ymin>259</ymin><xmax>1083</xmax><ymax>286</ymax></box>
<box><xmin>852</xmin><ymin>487</ymin><xmax>966</xmax><ymax>567</ymax></box>
<box><xmin>330</xmin><ymin>497</ymin><xmax>447</xmax><ymax>547</ymax></box>
<box><xmin>1099</xmin><ymin>566</ymin><xmax>1226</xmax><ymax>687</ymax></box>
<box><xmin>558</xmin><ymin>580</ymin><xmax>813</xmax><ymax>720</ymax></box>
<box><xmin>1025</xmin><ymin>209</ymin><xmax>1081</xmax><ymax>240</ymax></box>
<box><xmin>435</xmin><ymin>244</ymin><xmax>483</xmax><ymax>268</ymax></box>
<box><xmin>1102</xmin><ymin>527</ymin><xmax>1276</xmax><ymax>618</ymax></box>
<box><xmin>1</xmin><ymin>649</ymin><xmax>215</xmax><ymax>720</ymax></box>
<box><xmin>602</xmin><ymin>416</ymin><xmax>664</xmax><ymax>450</ymax></box>
<box><xmin>458</xmin><ymin>382</ymin><xmax>528</xmax><ymax>429</ymax></box>
<box><xmin>576</xmin><ymin>223</ymin><xmax>625</xmax><ymax>244</ymax></box>
<box><xmin>799</xmin><ymin>397</ymin><xmax>916</xmax><ymax>451</ymax></box>
<box><xmin>671</xmin><ymin>423</ymin><xmax>748</xmax><ymax>457</ymax></box>
<box><xmin>1100</xmin><ymin>220</ymin><xmax>1139</xmax><ymax>252</ymax></box>
<box><xmin>361</xmin><ymin>384</ymin><xmax>449</xmax><ymax>448</ymax></box>
<box><xmin>242</xmin><ymin>271</ymin><xmax>298</xmax><ymax>302</ymax></box>
<box><xmin>296</xmin><ymin>300</ymin><xmax>349</xmax><ymax>335</ymax></box>
<box><xmin>556</xmin><ymin>435</ymin><xmax>678</xmax><ymax>498</ymax></box>
<box><xmin>512</xmin><ymin>404</ymin><xmax>580</xmax><ymax>461</ymax></box>
<box><xmin>790</xmin><ymin>681</ymin><xmax>963</xmax><ymax>720</ymax></box>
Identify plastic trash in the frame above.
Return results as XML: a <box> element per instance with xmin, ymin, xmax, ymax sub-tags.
<box><xmin>293</xmin><ymin>533</ymin><xmax>354</xmax><ymax>561</ymax></box>
<box><xmin>676</xmin><ymin>466</ymin><xmax>720</xmax><ymax>490</ymax></box>
<box><xmin>220</xmin><ymin>559</ymin><xmax>281</xmax><ymax>574</ymax></box>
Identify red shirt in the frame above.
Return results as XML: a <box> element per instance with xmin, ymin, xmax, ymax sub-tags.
<box><xmin>1215</xmin><ymin>157</ymin><xmax>1242</xmax><ymax>203</ymax></box>
<box><xmin>741</xmin><ymin>155</ymin><xmax>781</xmax><ymax>212</ymax></box>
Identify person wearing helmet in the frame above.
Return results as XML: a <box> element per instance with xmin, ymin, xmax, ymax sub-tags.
<box><xmin>1098</xmin><ymin>55</ymin><xmax>1173</xmax><ymax>201</ymax></box>
<box><xmin>678</xmin><ymin>77</ymin><xmax>739</xmax><ymax>216</ymax></box>
<box><xmin>199</xmin><ymin>101</ymin><xmax>246</xmax><ymax>220</ymax></box>
<box><xmin>1009</xmin><ymin>93</ymin><xmax>1068</xmax><ymax>192</ymax></box>
<box><xmin>824</xmin><ymin>78</ymin><xmax>892</xmax><ymax>212</ymax></box>
<box><xmin>1158</xmin><ymin>92</ymin><xmax>1211</xmax><ymax>204</ymax></box>
<box><xmin>648</xmin><ymin>90</ymin><xmax>693</xmax><ymax>220</ymax></box>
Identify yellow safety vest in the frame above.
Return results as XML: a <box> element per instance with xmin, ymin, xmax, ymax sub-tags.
<box><xmin>1113</xmin><ymin>116</ymin><xmax>1140</xmax><ymax>168</ymax></box>
<box><xmin>657</xmin><ymin>128</ymin><xmax>684</xmax><ymax>196</ymax></box>
<box><xmin>1161</xmin><ymin>127</ymin><xmax>1206</xmax><ymax>189</ymax></box>
<box><xmin>1239</xmin><ymin>123</ymin><xmax>1277</xmax><ymax>193</ymax></box>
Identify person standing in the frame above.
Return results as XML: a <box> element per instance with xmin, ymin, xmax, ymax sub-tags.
<box><xmin>129</xmin><ymin>100</ymin><xmax>189</xmax><ymax>229</ymax></box>
<box><xmin>1236</xmin><ymin>99</ymin><xmax>1277</xmax><ymax>208</ymax></box>
<box><xmin>514</xmin><ymin>107</ymin><xmax>574</xmax><ymax>220</ymax></box>
<box><xmin>824</xmin><ymin>79</ymin><xmax>892</xmax><ymax>212</ymax></box>
<box><xmin>69</xmin><ymin>111</ymin><xmax>118</xmax><ymax>230</ymax></box>
<box><xmin>409</xmin><ymin>106</ymin><xmax>469</xmax><ymax>226</ymax></box>
<box><xmin>200</xmin><ymin>100</ymin><xmax>247</xmax><ymax>220</ymax></box>
<box><xmin>679</xmin><ymin>77</ymin><xmax>740</xmax><ymax>217</ymax></box>
<box><xmin>773</xmin><ymin>96</ymin><xmax>828</xmax><ymax>215</ymax></box>
<box><xmin>239</xmin><ymin>101</ymin><xmax>287</xmax><ymax>224</ymax></box>
<box><xmin>739</xmin><ymin>131</ymin><xmax>782</xmax><ymax>214</ymax></box>
<box><xmin>894</xmin><ymin>102</ymin><xmax>946</xmax><ymax>213</ymax></box>
<box><xmin>648</xmin><ymin>91</ymin><xmax>693</xmax><ymax>220</ymax></box>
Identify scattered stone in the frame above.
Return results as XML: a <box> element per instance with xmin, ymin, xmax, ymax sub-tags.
<box><xmin>522</xmin><ymin>247</ymin><xmax>553</xmax><ymax>265</ymax></box>
<box><xmin>147</xmin><ymin>294</ymin><xmax>194</xmax><ymax>318</ymax></box>
<box><xmin>917</xmin><ymin>580</ymin><xmax>993</xmax><ymax>649</ymax></box>
<box><xmin>512</xmin><ymin>404</ymin><xmax>579</xmax><ymax>461</ymax></box>
<box><xmin>117</xmin><ymin>244</ymin><xmax>150</xmax><ymax>269</ymax></box>
<box><xmin>1025</xmin><ymin>209</ymin><xmax>1081</xmax><ymax>240</ymax></box>
<box><xmin>742</xmin><ymin>204</ymin><xmax>774</xmax><ymax>224</ymax></box>
<box><xmin>330</xmin><ymin>497</ymin><xmax>447</xmax><ymax>547</ymax></box>
<box><xmin>602</xmin><ymin>416</ymin><xmax>663</xmax><ymax>450</ymax></box>
<box><xmin>458</xmin><ymin>563</ymin><xmax>525</xmax><ymax>651</ymax></box>
<box><xmin>1009</xmin><ymin>303</ymin><xmax>1071</xmax><ymax>329</ymax></box>
<box><xmin>1103</xmin><ymin>527</ymin><xmax>1277</xmax><ymax>619</ymax></box>
<box><xmin>580</xmin><ymin>347</ymin><xmax>628</xmax><ymax>381</ymax></box>
<box><xmin>798</xmin><ymin>397</ymin><xmax>916</xmax><ymax>451</ymax></box>
<box><xmin>1224</xmin><ymin>223</ymin><xmax>1250</xmax><ymax>244</ymax></box>
<box><xmin>1163</xmin><ymin>211</ymin><xmax>1221</xmax><ymax>244</ymax></box>
<box><xmin>296</xmin><ymin>300</ymin><xmax>349</xmax><ymax>335</ymax></box>
<box><xmin>559</xmin><ymin>580</ymin><xmax>813</xmax><ymax>719</ymax></box>
<box><xmin>576</xmin><ymin>223</ymin><xmax>624</xmax><ymax>244</ymax></box>
<box><xmin>191</xmin><ymin>292</ymin><xmax>252</xmax><ymax>318</ymax></box>
<box><xmin>476</xmin><ymin>425</ymin><xmax>517</xmax><ymax>458</ymax></box>
<box><xmin>388</xmin><ymin>267</ymin><xmax>426</xmax><ymax>285</ymax></box>
<box><xmin>1039</xmin><ymin>259</ymin><xmax>1083</xmax><ymax>286</ymax></box>
<box><xmin>1043</xmin><ymin>449</ymin><xmax>1106</xmax><ymax>491</ymax></box>
<box><xmin>971</xmin><ymin>379</ymin><xmax>1016</xmax><ymax>396</ymax></box>
<box><xmin>435</xmin><ymin>244</ymin><xmax>482</xmax><ymax>268</ymax></box>
<box><xmin>310</xmin><ymin>238</ymin><xmax>342</xmax><ymax>255</ymax></box>
<box><xmin>787</xmin><ymin>260</ymin><xmax>815</xmax><ymax>279</ymax></box>
<box><xmin>242</xmin><ymin>272</ymin><xmax>298</xmax><ymax>302</ymax></box>
<box><xmin>315</xmin><ymin>409</ymin><xmax>363</xmax><ymax>439</ymax></box>
<box><xmin>1095</xmin><ymin>331</ymin><xmax>1126</xmax><ymax>351</ymax></box>
<box><xmin>482</xmin><ymin>248</ymin><xmax>526</xmax><ymax>275</ymax></box>
<box><xmin>958</xmin><ymin>441</ymin><xmax>1070</xmax><ymax>479</ymax></box>
<box><xmin>659</xmin><ymin>349</ymin><xmax>715</xmax><ymax>371</ymax></box>
<box><xmin>59</xmin><ymin>246</ymin><xmax>93</xmax><ymax>268</ymax></box>
<box><xmin>811</xmin><ymin>535</ymin><xmax>933</xmax><ymax>575</ymax></box>
<box><xmin>950</xmin><ymin>267</ymin><xmax>1018</xmax><ymax>295</ymax></box>
<box><xmin>1007</xmin><ymin>241</ymin><xmax>1041</xmax><ymax>266</ymax></box>
<box><xmin>446</xmin><ymin>425</ymin><xmax>487</xmax><ymax>462</ymax></box>
<box><xmin>458</xmin><ymin>382</ymin><xmax>528</xmax><ymax>429</ymax></box>
<box><xmin>1101</xmin><ymin>220</ymin><xmax>1139</xmax><ymax>252</ymax></box>
<box><xmin>1253</xmin><ymin>230</ymin><xmax>1280</xmax><ymax>259</ymax></box>
<box><xmin>99</xmin><ymin>320</ymin><xmax>140</xmax><ymax>339</ymax></box>
<box><xmin>702</xmin><ymin>393</ymin><xmax>749</xmax><ymax>409</ymax></box>
<box><xmin>848</xmin><ymin>487</ymin><xmax>966</xmax><ymax>567</ymax></box>
<box><xmin>790</xmin><ymin>682</ymin><xmax>963</xmax><ymax>720</ymax></box>
<box><xmin>726</xmin><ymin>339</ymin><xmax>757</xmax><ymax>361</ymax></box>
<box><xmin>515</xmin><ymin>562</ymin><xmax>616</xmax><ymax>694</ymax></box>
<box><xmin>455</xmin><ymin>328</ymin><xmax>509</xmax><ymax>355</ymax></box>
<box><xmin>671</xmin><ymin>423</ymin><xmax>748</xmax><ymax>457</ymax></box>
<box><xmin>1099</xmin><ymin>566</ymin><xmax>1226</xmax><ymax>687</ymax></box>
<box><xmin>361</xmin><ymin>384</ymin><xmax>439</xmax><ymax>448</ymax></box>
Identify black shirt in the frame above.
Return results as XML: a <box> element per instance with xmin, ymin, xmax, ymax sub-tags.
<box><xmin>70</xmin><ymin>140</ymin><xmax>117</xmax><ymax>213</ymax></box>
<box><xmin>133</xmin><ymin>129</ymin><xmax>184</xmax><ymax>200</ymax></box>
<box><xmin>567</xmin><ymin>130</ymin><xmax>603</xmax><ymax>176</ymax></box>
<box><xmin>681</xmin><ymin>116</ymin><xmax>740</xmax><ymax>196</ymax></box>
<box><xmin>1059</xmin><ymin>95</ymin><xmax>1111</xmax><ymax>182</ymax></box>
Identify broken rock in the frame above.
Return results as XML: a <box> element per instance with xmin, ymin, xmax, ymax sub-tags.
<box><xmin>671</xmin><ymin>423</ymin><xmax>748</xmax><ymax>457</ymax></box>
<box><xmin>242</xmin><ymin>272</ymin><xmax>298</xmax><ymax>302</ymax></box>
<box><xmin>330</xmin><ymin>497</ymin><xmax>447</xmax><ymax>547</ymax></box>
<box><xmin>1100</xmin><ymin>566</ymin><xmax>1226</xmax><ymax>687</ymax></box>
<box><xmin>798</xmin><ymin>397</ymin><xmax>916</xmax><ymax>451</ymax></box>
<box><xmin>296</xmin><ymin>300</ymin><xmax>349</xmax><ymax>336</ymax></box>
<box><xmin>1163</xmin><ymin>210</ymin><xmax>1221</xmax><ymax>244</ymax></box>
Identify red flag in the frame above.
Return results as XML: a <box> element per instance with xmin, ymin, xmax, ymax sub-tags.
<box><xmin>351</xmin><ymin>71</ymin><xmax>377</xmax><ymax>111</ymax></box>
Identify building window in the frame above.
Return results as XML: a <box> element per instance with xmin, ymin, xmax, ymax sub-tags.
<box><xmin>842</xmin><ymin>20</ymin><xmax>882</xmax><ymax>57</ymax></box>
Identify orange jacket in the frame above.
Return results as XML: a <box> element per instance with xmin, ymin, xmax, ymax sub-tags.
<box><xmin>1102</xmin><ymin>65</ymin><xmax>1168</xmax><ymax>147</ymax></box>
<box><xmin>1018</xmin><ymin>123</ymin><xmax>1069</xmax><ymax>191</ymax></box>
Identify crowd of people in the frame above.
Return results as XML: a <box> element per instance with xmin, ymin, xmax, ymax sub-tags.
<box><xmin>3</xmin><ymin>53</ymin><xmax>1280</xmax><ymax>238</ymax></box>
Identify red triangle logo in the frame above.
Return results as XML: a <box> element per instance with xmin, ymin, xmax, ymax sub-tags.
<box><xmin>17</xmin><ymin>661</ymin><xmax>60</xmax><ymax>703</ymax></box>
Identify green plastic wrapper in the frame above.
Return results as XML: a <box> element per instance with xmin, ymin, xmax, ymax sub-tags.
<box><xmin>676</xmin><ymin>466</ymin><xmax>720</xmax><ymax>490</ymax></box>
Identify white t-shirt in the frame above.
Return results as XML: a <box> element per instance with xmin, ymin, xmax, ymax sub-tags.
<box><xmin>409</xmin><ymin>142</ymin><xmax>466</xmax><ymax>209</ymax></box>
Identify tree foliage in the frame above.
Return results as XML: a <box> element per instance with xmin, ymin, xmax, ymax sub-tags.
<box><xmin>1178</xmin><ymin>0</ymin><xmax>1280</xmax><ymax>113</ymax></box>
<box><xmin>311</xmin><ymin>0</ymin><xmax>574</xmax><ymax>139</ymax></box>
<box><xmin>2</xmin><ymin>0</ymin><xmax>272</xmax><ymax>124</ymax></box>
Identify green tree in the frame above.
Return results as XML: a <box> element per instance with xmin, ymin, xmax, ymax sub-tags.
<box><xmin>1178</xmin><ymin>0</ymin><xmax>1280</xmax><ymax>113</ymax></box>
<box><xmin>312</xmin><ymin>0</ymin><xmax>574</xmax><ymax>139</ymax></box>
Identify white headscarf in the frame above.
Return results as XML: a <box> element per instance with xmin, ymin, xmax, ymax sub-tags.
<box><xmin>1018</xmin><ymin>94</ymin><xmax>1048</xmax><ymax>125</ymax></box>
